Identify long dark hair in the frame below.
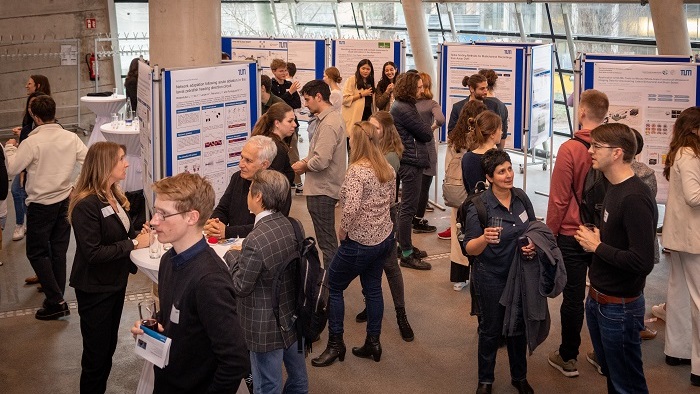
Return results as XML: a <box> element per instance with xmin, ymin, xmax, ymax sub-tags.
<box><xmin>126</xmin><ymin>58</ymin><xmax>139</xmax><ymax>81</ymax></box>
<box><xmin>449</xmin><ymin>100</ymin><xmax>487</xmax><ymax>152</ymax></box>
<box><xmin>376</xmin><ymin>61</ymin><xmax>397</xmax><ymax>94</ymax></box>
<box><xmin>22</xmin><ymin>91</ymin><xmax>48</xmax><ymax>127</ymax></box>
<box><xmin>251</xmin><ymin>102</ymin><xmax>293</xmax><ymax>147</ymax></box>
<box><xmin>354</xmin><ymin>59</ymin><xmax>375</xmax><ymax>90</ymax></box>
<box><xmin>30</xmin><ymin>75</ymin><xmax>51</xmax><ymax>95</ymax></box>
<box><xmin>664</xmin><ymin>106</ymin><xmax>700</xmax><ymax>180</ymax></box>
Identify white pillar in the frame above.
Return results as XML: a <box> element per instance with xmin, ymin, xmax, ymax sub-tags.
<box><xmin>149</xmin><ymin>0</ymin><xmax>220</xmax><ymax>68</ymax></box>
<box><xmin>256</xmin><ymin>3</ymin><xmax>276</xmax><ymax>35</ymax></box>
<box><xmin>649</xmin><ymin>0</ymin><xmax>691</xmax><ymax>56</ymax></box>
<box><xmin>401</xmin><ymin>0</ymin><xmax>436</xmax><ymax>83</ymax></box>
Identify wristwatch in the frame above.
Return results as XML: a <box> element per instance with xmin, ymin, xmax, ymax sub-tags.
<box><xmin>132</xmin><ymin>239</ymin><xmax>139</xmax><ymax>247</ymax></box>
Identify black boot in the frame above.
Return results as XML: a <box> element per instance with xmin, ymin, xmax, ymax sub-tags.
<box><xmin>352</xmin><ymin>334</ymin><xmax>382</xmax><ymax>362</ymax></box>
<box><xmin>396</xmin><ymin>307</ymin><xmax>414</xmax><ymax>342</ymax></box>
<box><xmin>356</xmin><ymin>307</ymin><xmax>367</xmax><ymax>323</ymax></box>
<box><xmin>311</xmin><ymin>333</ymin><xmax>346</xmax><ymax>367</ymax></box>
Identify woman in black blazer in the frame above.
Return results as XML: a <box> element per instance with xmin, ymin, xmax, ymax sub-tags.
<box><xmin>68</xmin><ymin>141</ymin><xmax>149</xmax><ymax>394</ymax></box>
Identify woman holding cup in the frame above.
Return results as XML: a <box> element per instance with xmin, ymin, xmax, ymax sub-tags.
<box><xmin>463</xmin><ymin>149</ymin><xmax>537</xmax><ymax>394</ymax></box>
<box><xmin>68</xmin><ymin>141</ymin><xmax>149</xmax><ymax>393</ymax></box>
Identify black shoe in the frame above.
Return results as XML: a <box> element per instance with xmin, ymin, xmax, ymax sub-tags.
<box><xmin>35</xmin><ymin>302</ymin><xmax>70</xmax><ymax>321</ymax></box>
<box><xmin>511</xmin><ymin>379</ymin><xmax>534</xmax><ymax>394</ymax></box>
<box><xmin>412</xmin><ymin>218</ymin><xmax>437</xmax><ymax>233</ymax></box>
<box><xmin>352</xmin><ymin>334</ymin><xmax>382</xmax><ymax>362</ymax></box>
<box><xmin>657</xmin><ymin>225</ymin><xmax>663</xmax><ymax>234</ymax></box>
<box><xmin>396</xmin><ymin>307</ymin><xmax>414</xmax><ymax>342</ymax></box>
<box><xmin>475</xmin><ymin>383</ymin><xmax>492</xmax><ymax>394</ymax></box>
<box><xmin>311</xmin><ymin>334</ymin><xmax>346</xmax><ymax>367</ymax></box>
<box><xmin>666</xmin><ymin>355</ymin><xmax>692</xmax><ymax>366</ymax></box>
<box><xmin>396</xmin><ymin>245</ymin><xmax>428</xmax><ymax>259</ymax></box>
<box><xmin>400</xmin><ymin>255</ymin><xmax>432</xmax><ymax>270</ymax></box>
<box><xmin>692</xmin><ymin>373</ymin><xmax>700</xmax><ymax>387</ymax></box>
<box><xmin>356</xmin><ymin>308</ymin><xmax>367</xmax><ymax>323</ymax></box>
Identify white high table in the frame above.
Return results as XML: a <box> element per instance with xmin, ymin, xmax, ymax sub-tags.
<box><xmin>80</xmin><ymin>94</ymin><xmax>126</xmax><ymax>146</ymax></box>
<box><xmin>100</xmin><ymin>122</ymin><xmax>142</xmax><ymax>193</ymax></box>
<box><xmin>130</xmin><ymin>240</ymin><xmax>245</xmax><ymax>394</ymax></box>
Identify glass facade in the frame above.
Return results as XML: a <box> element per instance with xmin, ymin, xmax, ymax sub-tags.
<box><xmin>115</xmin><ymin>1</ymin><xmax>700</xmax><ymax>135</ymax></box>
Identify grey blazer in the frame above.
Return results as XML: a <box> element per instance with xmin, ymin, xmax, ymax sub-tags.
<box><xmin>228</xmin><ymin>212</ymin><xmax>299</xmax><ymax>353</ymax></box>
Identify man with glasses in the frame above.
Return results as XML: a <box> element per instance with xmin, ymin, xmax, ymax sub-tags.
<box><xmin>130</xmin><ymin>173</ymin><xmax>250</xmax><ymax>393</ymax></box>
<box><xmin>546</xmin><ymin>89</ymin><xmax>609</xmax><ymax>377</ymax></box>
<box><xmin>204</xmin><ymin>135</ymin><xmax>291</xmax><ymax>239</ymax></box>
<box><xmin>5</xmin><ymin>95</ymin><xmax>88</xmax><ymax>320</ymax></box>
<box><xmin>574</xmin><ymin>123</ymin><xmax>656</xmax><ymax>393</ymax></box>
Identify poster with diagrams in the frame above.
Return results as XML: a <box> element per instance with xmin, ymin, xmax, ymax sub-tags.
<box><xmin>223</xmin><ymin>37</ymin><xmax>327</xmax><ymax>121</ymax></box>
<box><xmin>439</xmin><ymin>43</ymin><xmax>521</xmax><ymax>149</ymax></box>
<box><xmin>591</xmin><ymin>61</ymin><xmax>698</xmax><ymax>202</ymax></box>
<box><xmin>163</xmin><ymin>62</ymin><xmax>258</xmax><ymax>203</ymax></box>
<box><xmin>528</xmin><ymin>44</ymin><xmax>554</xmax><ymax>150</ymax></box>
<box><xmin>332</xmin><ymin>39</ymin><xmax>404</xmax><ymax>91</ymax></box>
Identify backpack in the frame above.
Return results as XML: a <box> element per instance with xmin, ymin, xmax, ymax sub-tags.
<box><xmin>571</xmin><ymin>137</ymin><xmax>610</xmax><ymax>228</ymax></box>
<box><xmin>442</xmin><ymin>148</ymin><xmax>468</xmax><ymax>208</ymax></box>
<box><xmin>272</xmin><ymin>217</ymin><xmax>329</xmax><ymax>356</ymax></box>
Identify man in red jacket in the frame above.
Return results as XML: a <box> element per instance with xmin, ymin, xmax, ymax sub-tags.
<box><xmin>546</xmin><ymin>89</ymin><xmax>608</xmax><ymax>377</ymax></box>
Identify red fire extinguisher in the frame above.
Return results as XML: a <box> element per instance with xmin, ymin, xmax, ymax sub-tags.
<box><xmin>86</xmin><ymin>53</ymin><xmax>97</xmax><ymax>81</ymax></box>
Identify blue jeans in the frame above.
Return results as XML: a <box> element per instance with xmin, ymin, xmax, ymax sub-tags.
<box><xmin>472</xmin><ymin>260</ymin><xmax>527</xmax><ymax>384</ymax></box>
<box><xmin>586</xmin><ymin>293</ymin><xmax>648</xmax><ymax>394</ymax></box>
<box><xmin>249</xmin><ymin>341</ymin><xmax>308</xmax><ymax>394</ymax></box>
<box><xmin>328</xmin><ymin>235</ymin><xmax>393</xmax><ymax>336</ymax></box>
<box><xmin>11</xmin><ymin>175</ymin><xmax>27</xmax><ymax>226</ymax></box>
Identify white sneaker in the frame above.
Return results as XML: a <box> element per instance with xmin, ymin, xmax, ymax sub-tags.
<box><xmin>652</xmin><ymin>303</ymin><xmax>666</xmax><ymax>321</ymax></box>
<box><xmin>12</xmin><ymin>225</ymin><xmax>25</xmax><ymax>241</ymax></box>
<box><xmin>453</xmin><ymin>281</ymin><xmax>468</xmax><ymax>291</ymax></box>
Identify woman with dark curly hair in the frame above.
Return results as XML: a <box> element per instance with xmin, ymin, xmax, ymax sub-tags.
<box><xmin>390</xmin><ymin>72</ymin><xmax>433</xmax><ymax>270</ymax></box>
<box><xmin>375</xmin><ymin>61</ymin><xmax>398</xmax><ymax>111</ymax></box>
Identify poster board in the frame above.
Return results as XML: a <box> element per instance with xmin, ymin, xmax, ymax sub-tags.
<box><xmin>137</xmin><ymin>59</ymin><xmax>156</xmax><ymax>209</ymax></box>
<box><xmin>581</xmin><ymin>54</ymin><xmax>699</xmax><ymax>203</ymax></box>
<box><xmin>438</xmin><ymin>43</ymin><xmax>525</xmax><ymax>149</ymax></box>
<box><xmin>331</xmin><ymin>39</ymin><xmax>405</xmax><ymax>90</ymax></box>
<box><xmin>222</xmin><ymin>37</ymin><xmax>327</xmax><ymax>120</ymax></box>
<box><xmin>527</xmin><ymin>44</ymin><xmax>554</xmax><ymax>150</ymax></box>
<box><xmin>162</xmin><ymin>61</ymin><xmax>259</xmax><ymax>203</ymax></box>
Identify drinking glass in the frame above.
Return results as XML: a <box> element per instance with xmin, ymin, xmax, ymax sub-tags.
<box><xmin>138</xmin><ymin>299</ymin><xmax>158</xmax><ymax>331</ymax></box>
<box><xmin>489</xmin><ymin>217</ymin><xmax>503</xmax><ymax>243</ymax></box>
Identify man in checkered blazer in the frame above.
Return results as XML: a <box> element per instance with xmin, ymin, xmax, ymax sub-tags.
<box><xmin>229</xmin><ymin>169</ymin><xmax>309</xmax><ymax>393</ymax></box>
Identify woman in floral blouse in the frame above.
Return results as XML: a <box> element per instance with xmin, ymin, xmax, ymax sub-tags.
<box><xmin>311</xmin><ymin>121</ymin><xmax>395</xmax><ymax>367</ymax></box>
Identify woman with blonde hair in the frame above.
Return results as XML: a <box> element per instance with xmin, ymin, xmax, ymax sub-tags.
<box><xmin>68</xmin><ymin>141</ymin><xmax>149</xmax><ymax>393</ymax></box>
<box><xmin>312</xmin><ymin>121</ymin><xmax>395</xmax><ymax>367</ymax></box>
<box><xmin>445</xmin><ymin>100</ymin><xmax>488</xmax><ymax>291</ymax></box>
<box><xmin>661</xmin><ymin>106</ymin><xmax>700</xmax><ymax>385</ymax></box>
<box><xmin>414</xmin><ymin>72</ymin><xmax>445</xmax><ymax>233</ymax></box>
<box><xmin>323</xmin><ymin>66</ymin><xmax>343</xmax><ymax>110</ymax></box>
<box><xmin>251</xmin><ymin>102</ymin><xmax>296</xmax><ymax>184</ymax></box>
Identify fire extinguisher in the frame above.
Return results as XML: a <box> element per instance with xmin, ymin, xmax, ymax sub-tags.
<box><xmin>86</xmin><ymin>53</ymin><xmax>97</xmax><ymax>81</ymax></box>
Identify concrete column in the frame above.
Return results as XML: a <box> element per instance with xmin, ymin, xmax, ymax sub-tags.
<box><xmin>400</xmin><ymin>0</ymin><xmax>436</xmax><ymax>83</ymax></box>
<box><xmin>149</xmin><ymin>0</ymin><xmax>220</xmax><ymax>68</ymax></box>
<box><xmin>649</xmin><ymin>0</ymin><xmax>691</xmax><ymax>56</ymax></box>
<box><xmin>256</xmin><ymin>3</ymin><xmax>276</xmax><ymax>35</ymax></box>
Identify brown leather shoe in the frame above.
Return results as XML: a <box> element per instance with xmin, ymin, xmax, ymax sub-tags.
<box><xmin>640</xmin><ymin>326</ymin><xmax>657</xmax><ymax>340</ymax></box>
<box><xmin>25</xmin><ymin>275</ymin><xmax>39</xmax><ymax>285</ymax></box>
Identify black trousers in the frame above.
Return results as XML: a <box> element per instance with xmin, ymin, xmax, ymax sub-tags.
<box><xmin>125</xmin><ymin>189</ymin><xmax>147</xmax><ymax>231</ymax></box>
<box><xmin>557</xmin><ymin>234</ymin><xmax>592</xmax><ymax>361</ymax></box>
<box><xmin>76</xmin><ymin>288</ymin><xmax>127</xmax><ymax>394</ymax></box>
<box><xmin>26</xmin><ymin>198</ymin><xmax>71</xmax><ymax>305</ymax></box>
<box><xmin>415</xmin><ymin>174</ymin><xmax>433</xmax><ymax>218</ymax></box>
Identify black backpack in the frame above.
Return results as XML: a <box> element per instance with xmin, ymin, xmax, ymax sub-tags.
<box><xmin>272</xmin><ymin>217</ymin><xmax>329</xmax><ymax>356</ymax></box>
<box><xmin>572</xmin><ymin>137</ymin><xmax>610</xmax><ymax>228</ymax></box>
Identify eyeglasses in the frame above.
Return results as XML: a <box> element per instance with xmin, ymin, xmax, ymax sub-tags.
<box><xmin>152</xmin><ymin>209</ymin><xmax>189</xmax><ymax>221</ymax></box>
<box><xmin>591</xmin><ymin>143</ymin><xmax>619</xmax><ymax>151</ymax></box>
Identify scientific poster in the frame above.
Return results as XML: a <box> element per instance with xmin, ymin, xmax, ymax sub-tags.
<box><xmin>137</xmin><ymin>60</ymin><xmax>155</xmax><ymax>208</ymax></box>
<box><xmin>442</xmin><ymin>44</ymin><xmax>517</xmax><ymax>149</ymax></box>
<box><xmin>332</xmin><ymin>39</ymin><xmax>402</xmax><ymax>90</ymax></box>
<box><xmin>164</xmin><ymin>62</ymin><xmax>257</xmax><ymax>203</ymax></box>
<box><xmin>592</xmin><ymin>61</ymin><xmax>698</xmax><ymax>203</ymax></box>
<box><xmin>225</xmin><ymin>38</ymin><xmax>327</xmax><ymax>121</ymax></box>
<box><xmin>528</xmin><ymin>44</ymin><xmax>553</xmax><ymax>149</ymax></box>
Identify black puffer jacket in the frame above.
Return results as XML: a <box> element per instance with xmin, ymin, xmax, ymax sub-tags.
<box><xmin>390</xmin><ymin>99</ymin><xmax>433</xmax><ymax>168</ymax></box>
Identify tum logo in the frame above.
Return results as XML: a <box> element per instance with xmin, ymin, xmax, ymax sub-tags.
<box><xmin>681</xmin><ymin>69</ymin><xmax>693</xmax><ymax>76</ymax></box>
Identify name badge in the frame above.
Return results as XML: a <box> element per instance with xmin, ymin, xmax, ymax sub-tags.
<box><xmin>519</xmin><ymin>210</ymin><xmax>528</xmax><ymax>223</ymax></box>
<box><xmin>101</xmin><ymin>206</ymin><xmax>115</xmax><ymax>218</ymax></box>
<box><xmin>603</xmin><ymin>210</ymin><xmax>609</xmax><ymax>223</ymax></box>
<box><xmin>170</xmin><ymin>305</ymin><xmax>180</xmax><ymax>324</ymax></box>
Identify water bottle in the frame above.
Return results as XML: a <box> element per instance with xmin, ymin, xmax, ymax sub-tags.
<box><xmin>125</xmin><ymin>98</ymin><xmax>133</xmax><ymax>127</ymax></box>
